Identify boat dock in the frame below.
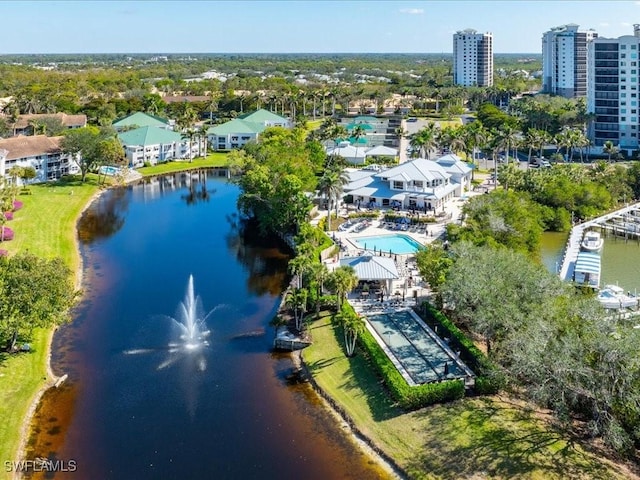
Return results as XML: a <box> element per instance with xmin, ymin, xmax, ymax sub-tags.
<box><xmin>558</xmin><ymin>202</ymin><xmax>640</xmax><ymax>284</ymax></box>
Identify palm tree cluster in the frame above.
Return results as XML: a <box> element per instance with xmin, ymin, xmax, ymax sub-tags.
<box><xmin>403</xmin><ymin>120</ymin><xmax>593</xmax><ymax>173</ymax></box>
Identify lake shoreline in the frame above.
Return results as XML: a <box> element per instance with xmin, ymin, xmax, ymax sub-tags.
<box><xmin>14</xmin><ymin>184</ymin><xmax>116</xmax><ymax>478</ymax></box>
<box><xmin>292</xmin><ymin>350</ymin><xmax>406</xmax><ymax>480</ymax></box>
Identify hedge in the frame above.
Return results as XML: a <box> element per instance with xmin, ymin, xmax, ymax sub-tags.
<box><xmin>418</xmin><ymin>302</ymin><xmax>502</xmax><ymax>394</ymax></box>
<box><xmin>344</xmin><ymin>302</ymin><xmax>464</xmax><ymax>409</ymax></box>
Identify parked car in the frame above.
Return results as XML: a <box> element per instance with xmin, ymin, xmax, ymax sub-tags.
<box><xmin>407</xmin><ymin>117</ymin><xmax>418</xmax><ymax>122</ymax></box>
<box><xmin>529</xmin><ymin>157</ymin><xmax>551</xmax><ymax>168</ymax></box>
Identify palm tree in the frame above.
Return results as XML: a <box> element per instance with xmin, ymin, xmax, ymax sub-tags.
<box><xmin>197</xmin><ymin>124</ymin><xmax>209</xmax><ymax>158</ymax></box>
<box><xmin>409</xmin><ymin>123</ymin><xmax>438</xmax><ymax>159</ymax></box>
<box><xmin>318</xmin><ymin>167</ymin><xmax>349</xmax><ymax>230</ymax></box>
<box><xmin>288</xmin><ymin>244</ymin><xmax>315</xmax><ymax>289</ymax></box>
<box><xmin>309</xmin><ymin>262</ymin><xmax>330</xmax><ymax>318</ymax></box>
<box><xmin>350</xmin><ymin>124</ymin><xmax>367</xmax><ymax>160</ymax></box>
<box><xmin>446</xmin><ymin>125</ymin><xmax>467</xmax><ymax>156</ymax></box>
<box><xmin>335</xmin><ymin>307</ymin><xmax>365</xmax><ymax>357</ymax></box>
<box><xmin>554</xmin><ymin>128</ymin><xmax>573</xmax><ymax>162</ymax></box>
<box><xmin>286</xmin><ymin>288</ymin><xmax>308</xmax><ymax>331</ymax></box>
<box><xmin>464</xmin><ymin>122</ymin><xmax>487</xmax><ymax>179</ymax></box>
<box><xmin>603</xmin><ymin>140</ymin><xmax>619</xmax><ymax>162</ymax></box>
<box><xmin>327</xmin><ymin>265</ymin><xmax>358</xmax><ymax>310</ymax></box>
<box><xmin>181</xmin><ymin>128</ymin><xmax>198</xmax><ymax>162</ymax></box>
<box><xmin>394</xmin><ymin>126</ymin><xmax>407</xmax><ymax>150</ymax></box>
<box><xmin>496</xmin><ymin>124</ymin><xmax>519</xmax><ymax>164</ymax></box>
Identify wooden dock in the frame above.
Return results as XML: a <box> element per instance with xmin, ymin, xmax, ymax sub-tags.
<box><xmin>558</xmin><ymin>202</ymin><xmax>640</xmax><ymax>283</ymax></box>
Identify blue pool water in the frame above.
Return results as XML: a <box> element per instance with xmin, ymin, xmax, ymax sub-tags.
<box><xmin>354</xmin><ymin>234</ymin><xmax>423</xmax><ymax>254</ymax></box>
<box><xmin>99</xmin><ymin>165</ymin><xmax>121</xmax><ymax>176</ymax></box>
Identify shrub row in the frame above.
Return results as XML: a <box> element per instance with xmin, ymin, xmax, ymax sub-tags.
<box><xmin>341</xmin><ymin>299</ymin><xmax>465</xmax><ymax>409</ymax></box>
<box><xmin>348</xmin><ymin>211</ymin><xmax>380</xmax><ymax>219</ymax></box>
<box><xmin>419</xmin><ymin>302</ymin><xmax>502</xmax><ymax>394</ymax></box>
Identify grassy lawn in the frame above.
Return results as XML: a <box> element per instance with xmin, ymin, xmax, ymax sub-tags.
<box><xmin>0</xmin><ymin>176</ymin><xmax>100</xmax><ymax>473</ymax></box>
<box><xmin>137</xmin><ymin>153</ymin><xmax>228</xmax><ymax>176</ymax></box>
<box><xmin>306</xmin><ymin>119</ymin><xmax>324</xmax><ymax>131</ymax></box>
<box><xmin>303</xmin><ymin>312</ymin><xmax>629</xmax><ymax>480</ymax></box>
<box><xmin>432</xmin><ymin>118</ymin><xmax>463</xmax><ymax>129</ymax></box>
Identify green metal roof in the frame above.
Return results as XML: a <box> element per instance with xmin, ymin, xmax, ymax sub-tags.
<box><xmin>349</xmin><ymin>136</ymin><xmax>369</xmax><ymax>145</ymax></box>
<box><xmin>238</xmin><ymin>108</ymin><xmax>288</xmax><ymax>124</ymax></box>
<box><xmin>118</xmin><ymin>126</ymin><xmax>183</xmax><ymax>146</ymax></box>
<box><xmin>113</xmin><ymin>112</ymin><xmax>170</xmax><ymax>128</ymax></box>
<box><xmin>207</xmin><ymin>118</ymin><xmax>265</xmax><ymax>135</ymax></box>
<box><xmin>346</xmin><ymin>122</ymin><xmax>373</xmax><ymax>130</ymax></box>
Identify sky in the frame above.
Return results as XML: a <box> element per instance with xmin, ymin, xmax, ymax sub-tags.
<box><xmin>0</xmin><ymin>0</ymin><xmax>638</xmax><ymax>54</ymax></box>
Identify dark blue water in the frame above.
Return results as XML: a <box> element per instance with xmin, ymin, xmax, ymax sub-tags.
<box><xmin>28</xmin><ymin>172</ymin><xmax>387</xmax><ymax>479</ymax></box>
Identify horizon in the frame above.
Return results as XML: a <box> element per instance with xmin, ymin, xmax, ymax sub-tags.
<box><xmin>0</xmin><ymin>51</ymin><xmax>543</xmax><ymax>57</ymax></box>
<box><xmin>0</xmin><ymin>1</ymin><xmax>634</xmax><ymax>55</ymax></box>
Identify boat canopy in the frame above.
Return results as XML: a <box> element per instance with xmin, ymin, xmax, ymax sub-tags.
<box><xmin>574</xmin><ymin>251</ymin><xmax>601</xmax><ymax>274</ymax></box>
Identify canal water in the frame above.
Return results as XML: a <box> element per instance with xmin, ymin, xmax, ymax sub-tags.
<box><xmin>26</xmin><ymin>172</ymin><xmax>388</xmax><ymax>479</ymax></box>
<box><xmin>540</xmin><ymin>230</ymin><xmax>640</xmax><ymax>292</ymax></box>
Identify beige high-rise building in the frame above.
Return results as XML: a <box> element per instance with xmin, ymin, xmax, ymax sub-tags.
<box><xmin>542</xmin><ymin>24</ymin><xmax>598</xmax><ymax>98</ymax></box>
<box><xmin>453</xmin><ymin>29</ymin><xmax>493</xmax><ymax>87</ymax></box>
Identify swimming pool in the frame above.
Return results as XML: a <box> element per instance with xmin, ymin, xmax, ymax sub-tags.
<box><xmin>99</xmin><ymin>165</ymin><xmax>121</xmax><ymax>176</ymax></box>
<box><xmin>353</xmin><ymin>234</ymin><xmax>424</xmax><ymax>254</ymax></box>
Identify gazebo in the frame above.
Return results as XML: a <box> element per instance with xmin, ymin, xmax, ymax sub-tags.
<box><xmin>339</xmin><ymin>255</ymin><xmax>399</xmax><ymax>298</ymax></box>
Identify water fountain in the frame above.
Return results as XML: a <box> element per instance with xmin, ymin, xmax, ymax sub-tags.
<box><xmin>159</xmin><ymin>275</ymin><xmax>216</xmax><ymax>371</ymax></box>
<box><xmin>125</xmin><ymin>275</ymin><xmax>217</xmax><ymax>372</ymax></box>
<box><xmin>170</xmin><ymin>274</ymin><xmax>211</xmax><ymax>349</ymax></box>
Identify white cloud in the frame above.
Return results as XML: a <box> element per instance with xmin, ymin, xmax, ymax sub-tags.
<box><xmin>622</xmin><ymin>22</ymin><xmax>632</xmax><ymax>27</ymax></box>
<box><xmin>599</xmin><ymin>22</ymin><xmax>610</xmax><ymax>27</ymax></box>
<box><xmin>399</xmin><ymin>8</ymin><xmax>424</xmax><ymax>15</ymax></box>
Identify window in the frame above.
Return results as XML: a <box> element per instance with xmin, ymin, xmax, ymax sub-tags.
<box><xmin>413</xmin><ymin>181</ymin><xmax>423</xmax><ymax>189</ymax></box>
<box><xmin>393</xmin><ymin>181</ymin><xmax>403</xmax><ymax>189</ymax></box>
<box><xmin>621</xmin><ymin>117</ymin><xmax>627</xmax><ymax>121</ymax></box>
<box><xmin>621</xmin><ymin>108</ymin><xmax>626</xmax><ymax>113</ymax></box>
<box><xmin>633</xmin><ymin>109</ymin><xmax>637</xmax><ymax>114</ymax></box>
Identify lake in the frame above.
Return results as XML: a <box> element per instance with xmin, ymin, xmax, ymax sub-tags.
<box><xmin>26</xmin><ymin>171</ymin><xmax>388</xmax><ymax>479</ymax></box>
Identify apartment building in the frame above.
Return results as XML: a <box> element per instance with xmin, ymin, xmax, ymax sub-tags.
<box><xmin>0</xmin><ymin>135</ymin><xmax>79</xmax><ymax>184</ymax></box>
<box><xmin>117</xmin><ymin>126</ymin><xmax>200</xmax><ymax>167</ymax></box>
<box><xmin>453</xmin><ymin>29</ymin><xmax>493</xmax><ymax>87</ymax></box>
<box><xmin>542</xmin><ymin>24</ymin><xmax>597</xmax><ymax>98</ymax></box>
<box><xmin>587</xmin><ymin>25</ymin><xmax>640</xmax><ymax>154</ymax></box>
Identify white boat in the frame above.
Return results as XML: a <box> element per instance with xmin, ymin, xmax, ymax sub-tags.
<box><xmin>573</xmin><ymin>251</ymin><xmax>601</xmax><ymax>289</ymax></box>
<box><xmin>597</xmin><ymin>285</ymin><xmax>639</xmax><ymax>309</ymax></box>
<box><xmin>581</xmin><ymin>230</ymin><xmax>604</xmax><ymax>252</ymax></box>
